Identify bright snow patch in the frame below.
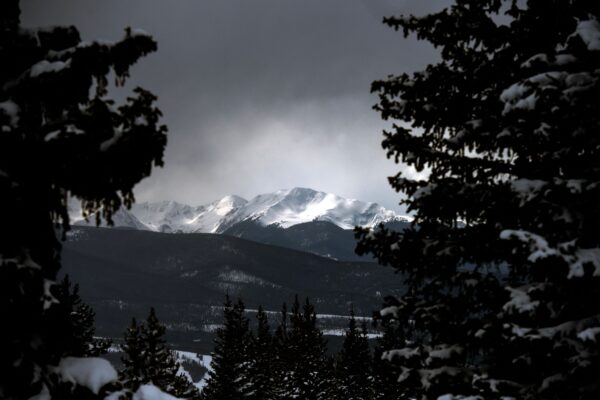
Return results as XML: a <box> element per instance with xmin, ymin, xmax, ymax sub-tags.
<box><xmin>568</xmin><ymin>248</ymin><xmax>600</xmax><ymax>278</ymax></box>
<box><xmin>382</xmin><ymin>347</ymin><xmax>420</xmax><ymax>361</ymax></box>
<box><xmin>30</xmin><ymin>59</ymin><xmax>71</xmax><ymax>77</ymax></box>
<box><xmin>44</xmin><ymin>130</ymin><xmax>61</xmax><ymax>141</ymax></box>
<box><xmin>0</xmin><ymin>100</ymin><xmax>19</xmax><ymax>127</ymax></box>
<box><xmin>55</xmin><ymin>357</ymin><xmax>117</xmax><ymax>394</ymax></box>
<box><xmin>43</xmin><ymin>278</ymin><xmax>59</xmax><ymax>310</ymax></box>
<box><xmin>577</xmin><ymin>19</ymin><xmax>600</xmax><ymax>51</ymax></box>
<box><xmin>175</xmin><ymin>351</ymin><xmax>201</xmax><ymax>364</ymax></box>
<box><xmin>379</xmin><ymin>305</ymin><xmax>399</xmax><ymax>318</ymax></box>
<box><xmin>577</xmin><ymin>327</ymin><xmax>600</xmax><ymax>342</ymax></box>
<box><xmin>132</xmin><ymin>384</ymin><xmax>181</xmax><ymax>400</ymax></box>
<box><xmin>503</xmin><ymin>286</ymin><xmax>540</xmax><ymax>314</ymax></box>
<box><xmin>501</xmin><ymin>230</ymin><xmax>600</xmax><ymax>278</ymax></box>
<box><xmin>131</xmin><ymin>28</ymin><xmax>151</xmax><ymax>37</ymax></box>
<box><xmin>500</xmin><ymin>230</ymin><xmax>558</xmax><ymax>262</ymax></box>
<box><xmin>174</xmin><ymin>352</ymin><xmax>213</xmax><ymax>390</ymax></box>
<box><xmin>105</xmin><ymin>390</ymin><xmax>128</xmax><ymax>400</ymax></box>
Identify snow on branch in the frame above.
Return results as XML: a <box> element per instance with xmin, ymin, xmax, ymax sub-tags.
<box><xmin>506</xmin><ymin>314</ymin><xmax>600</xmax><ymax>343</ymax></box>
<box><xmin>0</xmin><ymin>100</ymin><xmax>20</xmax><ymax>129</ymax></box>
<box><xmin>500</xmin><ymin>230</ymin><xmax>600</xmax><ymax>278</ymax></box>
<box><xmin>379</xmin><ymin>305</ymin><xmax>400</xmax><ymax>318</ymax></box>
<box><xmin>567</xmin><ymin>248</ymin><xmax>600</xmax><ymax>278</ymax></box>
<box><xmin>30</xmin><ymin>59</ymin><xmax>72</xmax><ymax>77</ymax></box>
<box><xmin>510</xmin><ymin>179</ymin><xmax>547</xmax><ymax>205</ymax></box>
<box><xmin>503</xmin><ymin>286</ymin><xmax>540</xmax><ymax>315</ymax></box>
<box><xmin>130</xmin><ymin>28</ymin><xmax>152</xmax><ymax>38</ymax></box>
<box><xmin>55</xmin><ymin>357</ymin><xmax>118</xmax><ymax>394</ymax></box>
<box><xmin>576</xmin><ymin>18</ymin><xmax>600</xmax><ymax>51</ymax></box>
<box><xmin>499</xmin><ymin>230</ymin><xmax>558</xmax><ymax>262</ymax></box>
<box><xmin>382</xmin><ymin>347</ymin><xmax>421</xmax><ymax>361</ymax></box>
<box><xmin>132</xmin><ymin>384</ymin><xmax>182</xmax><ymax>400</ymax></box>
<box><xmin>426</xmin><ymin>345</ymin><xmax>464</xmax><ymax>365</ymax></box>
<box><xmin>577</xmin><ymin>326</ymin><xmax>600</xmax><ymax>342</ymax></box>
<box><xmin>418</xmin><ymin>367</ymin><xmax>464</xmax><ymax>391</ymax></box>
<box><xmin>99</xmin><ymin>128</ymin><xmax>123</xmax><ymax>152</ymax></box>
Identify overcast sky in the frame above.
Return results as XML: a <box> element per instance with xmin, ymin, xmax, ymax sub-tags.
<box><xmin>21</xmin><ymin>0</ymin><xmax>450</xmax><ymax>212</ymax></box>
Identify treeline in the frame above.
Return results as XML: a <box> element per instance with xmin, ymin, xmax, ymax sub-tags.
<box><xmin>200</xmin><ymin>296</ymin><xmax>404</xmax><ymax>400</ymax></box>
<box><xmin>60</xmin><ymin>275</ymin><xmax>405</xmax><ymax>399</ymax></box>
<box><xmin>117</xmin><ymin>295</ymin><xmax>406</xmax><ymax>399</ymax></box>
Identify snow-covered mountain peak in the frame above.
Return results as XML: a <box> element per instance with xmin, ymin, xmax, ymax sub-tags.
<box><xmin>129</xmin><ymin>201</ymin><xmax>196</xmax><ymax>232</ymax></box>
<box><xmin>222</xmin><ymin>187</ymin><xmax>407</xmax><ymax>230</ymax></box>
<box><xmin>68</xmin><ymin>199</ymin><xmax>151</xmax><ymax>231</ymax></box>
<box><xmin>68</xmin><ymin>188</ymin><xmax>409</xmax><ymax>233</ymax></box>
<box><xmin>212</xmin><ymin>195</ymin><xmax>248</xmax><ymax>216</ymax></box>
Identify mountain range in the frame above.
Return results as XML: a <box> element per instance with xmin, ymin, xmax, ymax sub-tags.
<box><xmin>62</xmin><ymin>189</ymin><xmax>411</xmax><ymax>352</ymax></box>
<box><xmin>69</xmin><ymin>187</ymin><xmax>409</xmax><ymax>234</ymax></box>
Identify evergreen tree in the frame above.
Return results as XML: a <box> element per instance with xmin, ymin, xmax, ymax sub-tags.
<box><xmin>280</xmin><ymin>296</ymin><xmax>334</xmax><ymax>400</ymax></box>
<box><xmin>246</xmin><ymin>305</ymin><xmax>276</xmax><ymax>400</ymax></box>
<box><xmin>356</xmin><ymin>1</ymin><xmax>600</xmax><ymax>398</ymax></box>
<box><xmin>0</xmin><ymin>0</ymin><xmax>166</xmax><ymax>398</ymax></box>
<box><xmin>271</xmin><ymin>302</ymin><xmax>291</xmax><ymax>400</ymax></box>
<box><xmin>201</xmin><ymin>297</ymin><xmax>253</xmax><ymax>400</ymax></box>
<box><xmin>120</xmin><ymin>318</ymin><xmax>145</xmax><ymax>392</ymax></box>
<box><xmin>371</xmin><ymin>314</ymin><xmax>408</xmax><ymax>400</ymax></box>
<box><xmin>334</xmin><ymin>310</ymin><xmax>372</xmax><ymax>400</ymax></box>
<box><xmin>50</xmin><ymin>275</ymin><xmax>111</xmax><ymax>357</ymax></box>
<box><xmin>121</xmin><ymin>308</ymin><xmax>197</xmax><ymax>399</ymax></box>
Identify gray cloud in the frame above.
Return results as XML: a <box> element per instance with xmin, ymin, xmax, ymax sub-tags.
<box><xmin>21</xmin><ymin>0</ymin><xmax>451</xmax><ymax>212</ymax></box>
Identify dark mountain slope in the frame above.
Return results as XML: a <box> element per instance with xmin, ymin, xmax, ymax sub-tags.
<box><xmin>222</xmin><ymin>219</ymin><xmax>411</xmax><ymax>261</ymax></box>
<box><xmin>61</xmin><ymin>227</ymin><xmax>404</xmax><ymax>352</ymax></box>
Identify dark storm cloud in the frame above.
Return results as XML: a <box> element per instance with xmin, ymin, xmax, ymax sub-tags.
<box><xmin>21</xmin><ymin>0</ymin><xmax>451</xmax><ymax>212</ymax></box>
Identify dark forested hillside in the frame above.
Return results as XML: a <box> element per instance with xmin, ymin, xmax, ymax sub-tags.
<box><xmin>61</xmin><ymin>227</ymin><xmax>403</xmax><ymax>352</ymax></box>
<box><xmin>223</xmin><ymin>219</ymin><xmax>411</xmax><ymax>261</ymax></box>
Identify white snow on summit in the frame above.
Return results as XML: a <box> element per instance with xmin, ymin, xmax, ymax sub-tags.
<box><xmin>220</xmin><ymin>187</ymin><xmax>403</xmax><ymax>230</ymax></box>
<box><xmin>131</xmin><ymin>195</ymin><xmax>248</xmax><ymax>233</ymax></box>
<box><xmin>178</xmin><ymin>195</ymin><xmax>248</xmax><ymax>233</ymax></box>
<box><xmin>68</xmin><ymin>200</ymin><xmax>151</xmax><ymax>231</ymax></box>
<box><xmin>129</xmin><ymin>200</ymin><xmax>197</xmax><ymax>232</ymax></box>
<box><xmin>68</xmin><ymin>188</ymin><xmax>408</xmax><ymax>233</ymax></box>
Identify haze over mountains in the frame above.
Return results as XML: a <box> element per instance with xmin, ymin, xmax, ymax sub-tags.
<box><xmin>69</xmin><ymin>187</ymin><xmax>410</xmax><ymax>234</ymax></box>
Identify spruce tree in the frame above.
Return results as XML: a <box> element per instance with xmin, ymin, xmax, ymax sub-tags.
<box><xmin>356</xmin><ymin>1</ymin><xmax>600</xmax><ymax>398</ymax></box>
<box><xmin>201</xmin><ymin>297</ymin><xmax>253</xmax><ymax>400</ymax></box>
<box><xmin>50</xmin><ymin>275</ymin><xmax>111</xmax><ymax>357</ymax></box>
<box><xmin>120</xmin><ymin>318</ymin><xmax>145</xmax><ymax>392</ymax></box>
<box><xmin>271</xmin><ymin>302</ymin><xmax>291</xmax><ymax>400</ymax></box>
<box><xmin>280</xmin><ymin>296</ymin><xmax>334</xmax><ymax>400</ymax></box>
<box><xmin>371</xmin><ymin>315</ymin><xmax>407</xmax><ymax>400</ymax></box>
<box><xmin>246</xmin><ymin>305</ymin><xmax>276</xmax><ymax>400</ymax></box>
<box><xmin>0</xmin><ymin>0</ymin><xmax>166</xmax><ymax>398</ymax></box>
<box><xmin>334</xmin><ymin>311</ymin><xmax>372</xmax><ymax>400</ymax></box>
<box><xmin>121</xmin><ymin>308</ymin><xmax>197</xmax><ymax>398</ymax></box>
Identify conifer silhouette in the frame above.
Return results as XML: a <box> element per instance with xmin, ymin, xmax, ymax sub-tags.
<box><xmin>356</xmin><ymin>1</ymin><xmax>600</xmax><ymax>398</ymax></box>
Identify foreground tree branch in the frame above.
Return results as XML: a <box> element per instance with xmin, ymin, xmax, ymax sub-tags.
<box><xmin>357</xmin><ymin>1</ymin><xmax>600</xmax><ymax>398</ymax></box>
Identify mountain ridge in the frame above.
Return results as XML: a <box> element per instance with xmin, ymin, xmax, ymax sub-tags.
<box><xmin>70</xmin><ymin>187</ymin><xmax>410</xmax><ymax>234</ymax></box>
